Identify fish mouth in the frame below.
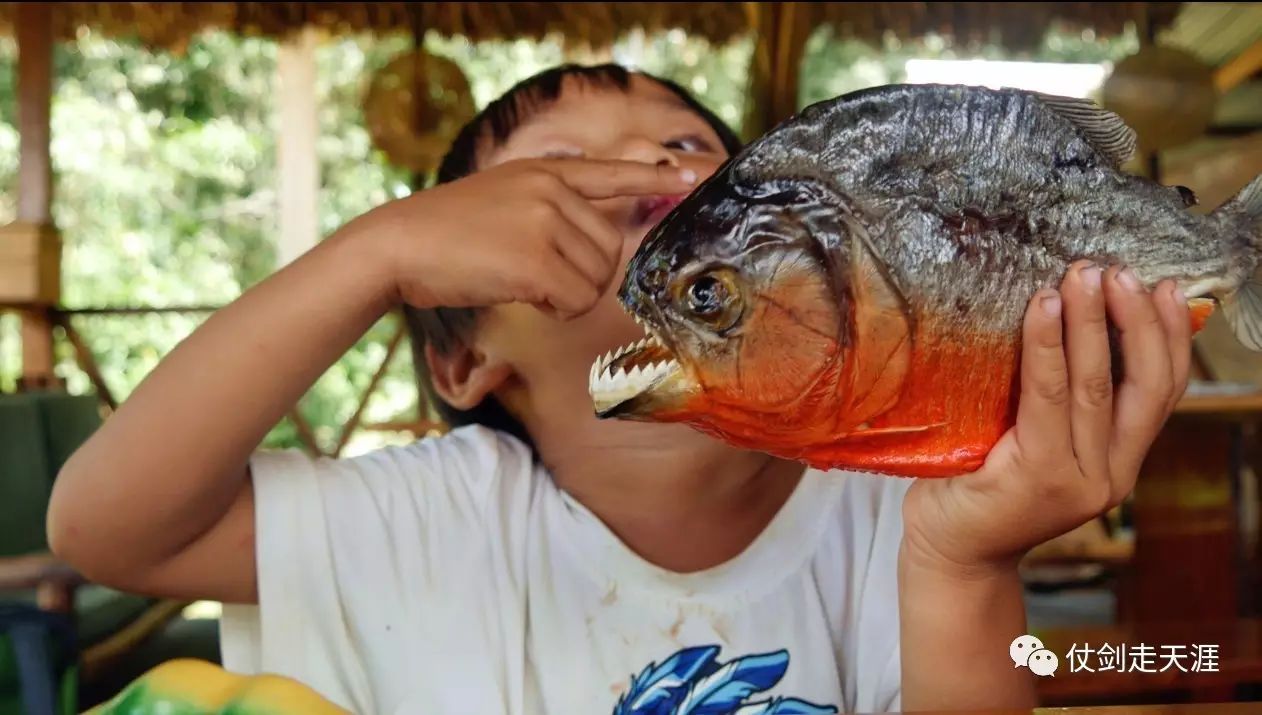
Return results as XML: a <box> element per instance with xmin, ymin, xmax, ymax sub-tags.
<box><xmin>588</xmin><ymin>315</ymin><xmax>691</xmax><ymax>419</ymax></box>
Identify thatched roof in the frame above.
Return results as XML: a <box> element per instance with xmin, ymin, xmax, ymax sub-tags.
<box><xmin>0</xmin><ymin>2</ymin><xmax>1181</xmax><ymax>52</ymax></box>
<box><xmin>809</xmin><ymin>2</ymin><xmax>1182</xmax><ymax>51</ymax></box>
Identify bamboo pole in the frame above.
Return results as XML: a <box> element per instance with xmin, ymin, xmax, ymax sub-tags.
<box><xmin>333</xmin><ymin>323</ymin><xmax>405</xmax><ymax>456</ymax></box>
<box><xmin>276</xmin><ymin>27</ymin><xmax>321</xmax><ymax>268</ymax></box>
<box><xmin>56</xmin><ymin>316</ymin><xmax>119</xmax><ymax>411</ymax></box>
<box><xmin>741</xmin><ymin>2</ymin><xmax>809</xmax><ymax>141</ymax></box>
<box><xmin>287</xmin><ymin>408</ymin><xmax>325</xmax><ymax>456</ymax></box>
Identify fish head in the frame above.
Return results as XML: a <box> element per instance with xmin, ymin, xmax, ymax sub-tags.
<box><xmin>589</xmin><ymin>160</ymin><xmax>868</xmax><ymax>441</ymax></box>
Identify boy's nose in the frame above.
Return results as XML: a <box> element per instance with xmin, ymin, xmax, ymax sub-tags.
<box><xmin>617</xmin><ymin>137</ymin><xmax>679</xmax><ymax>168</ymax></box>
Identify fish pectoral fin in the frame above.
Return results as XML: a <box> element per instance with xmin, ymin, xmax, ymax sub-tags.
<box><xmin>841</xmin><ymin>229</ymin><xmax>913</xmax><ymax>423</ymax></box>
<box><xmin>845</xmin><ymin>422</ymin><xmax>947</xmax><ymax>439</ymax></box>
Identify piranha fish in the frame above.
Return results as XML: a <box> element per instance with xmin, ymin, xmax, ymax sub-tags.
<box><xmin>587</xmin><ymin>83</ymin><xmax>1262</xmax><ymax>478</ymax></box>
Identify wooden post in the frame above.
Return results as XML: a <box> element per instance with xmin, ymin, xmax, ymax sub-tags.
<box><xmin>275</xmin><ymin>28</ymin><xmax>320</xmax><ymax>268</ymax></box>
<box><xmin>16</xmin><ymin>4</ymin><xmax>53</xmax><ymax>225</ymax></box>
<box><xmin>742</xmin><ymin>2</ymin><xmax>809</xmax><ymax>141</ymax></box>
<box><xmin>2</xmin><ymin>2</ymin><xmax>59</xmax><ymax>390</ymax></box>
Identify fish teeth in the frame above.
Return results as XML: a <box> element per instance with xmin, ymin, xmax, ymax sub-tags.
<box><xmin>588</xmin><ymin>354</ymin><xmax>683</xmax><ymax>396</ymax></box>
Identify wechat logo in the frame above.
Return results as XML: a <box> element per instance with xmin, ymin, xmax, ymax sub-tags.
<box><xmin>1011</xmin><ymin>635</ymin><xmax>1059</xmax><ymax>677</ymax></box>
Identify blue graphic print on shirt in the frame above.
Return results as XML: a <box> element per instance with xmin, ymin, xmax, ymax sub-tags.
<box><xmin>611</xmin><ymin>644</ymin><xmax>838</xmax><ymax>715</ymax></box>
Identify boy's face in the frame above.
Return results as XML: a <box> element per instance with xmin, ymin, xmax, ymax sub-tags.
<box><xmin>475</xmin><ymin>76</ymin><xmax>730</xmax><ymax>437</ymax></box>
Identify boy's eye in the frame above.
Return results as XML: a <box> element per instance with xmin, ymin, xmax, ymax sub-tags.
<box><xmin>663</xmin><ymin>135</ymin><xmax>712</xmax><ymax>153</ymax></box>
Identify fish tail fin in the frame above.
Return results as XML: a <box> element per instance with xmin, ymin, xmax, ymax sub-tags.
<box><xmin>1217</xmin><ymin>173</ymin><xmax>1262</xmax><ymax>351</ymax></box>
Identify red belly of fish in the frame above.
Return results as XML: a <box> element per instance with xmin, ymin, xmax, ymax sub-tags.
<box><xmin>797</xmin><ymin>329</ymin><xmax>1018</xmax><ymax>478</ymax></box>
<box><xmin>666</xmin><ymin>300</ymin><xmax>1215</xmax><ymax>479</ymax></box>
<box><xmin>795</xmin><ymin>299</ymin><xmax>1215</xmax><ymax>478</ymax></box>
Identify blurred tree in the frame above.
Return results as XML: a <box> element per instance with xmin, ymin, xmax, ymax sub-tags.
<box><xmin>0</xmin><ymin>27</ymin><xmax>753</xmax><ymax>454</ymax></box>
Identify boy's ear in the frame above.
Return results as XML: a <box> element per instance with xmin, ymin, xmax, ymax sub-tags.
<box><xmin>424</xmin><ymin>341</ymin><xmax>514</xmax><ymax>411</ymax></box>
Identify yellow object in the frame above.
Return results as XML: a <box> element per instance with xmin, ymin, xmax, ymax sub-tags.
<box><xmin>85</xmin><ymin>659</ymin><xmax>350</xmax><ymax>715</ymax></box>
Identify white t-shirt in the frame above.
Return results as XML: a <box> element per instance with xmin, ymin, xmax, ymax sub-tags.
<box><xmin>220</xmin><ymin>425</ymin><xmax>911</xmax><ymax>715</ymax></box>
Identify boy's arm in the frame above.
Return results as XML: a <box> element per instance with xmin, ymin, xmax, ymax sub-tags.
<box><xmin>48</xmin><ymin>227</ymin><xmax>396</xmax><ymax>603</ymax></box>
<box><xmin>898</xmin><ymin>554</ymin><xmax>1034</xmax><ymax>709</ymax></box>
<box><xmin>898</xmin><ymin>263</ymin><xmax>1191</xmax><ymax>710</ymax></box>
<box><xmin>47</xmin><ymin>158</ymin><xmax>696</xmax><ymax>604</ymax></box>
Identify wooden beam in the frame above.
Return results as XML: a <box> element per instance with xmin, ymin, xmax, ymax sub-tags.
<box><xmin>0</xmin><ymin>221</ymin><xmax>59</xmax><ymax>304</ymax></box>
<box><xmin>276</xmin><ymin>27</ymin><xmax>320</xmax><ymax>268</ymax></box>
<box><xmin>18</xmin><ymin>308</ymin><xmax>56</xmax><ymax>390</ymax></box>
<box><xmin>1215</xmin><ymin>37</ymin><xmax>1262</xmax><ymax>94</ymax></box>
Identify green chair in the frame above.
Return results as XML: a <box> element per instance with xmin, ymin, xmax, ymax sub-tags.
<box><xmin>0</xmin><ymin>391</ymin><xmax>198</xmax><ymax>714</ymax></box>
<box><xmin>0</xmin><ymin>394</ymin><xmax>80</xmax><ymax>715</ymax></box>
<box><xmin>0</xmin><ymin>395</ymin><xmax>54</xmax><ymax>559</ymax></box>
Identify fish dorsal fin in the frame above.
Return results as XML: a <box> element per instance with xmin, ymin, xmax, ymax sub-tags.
<box><xmin>1034</xmin><ymin>93</ymin><xmax>1138</xmax><ymax>168</ymax></box>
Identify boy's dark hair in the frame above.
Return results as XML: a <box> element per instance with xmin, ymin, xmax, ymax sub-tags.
<box><xmin>403</xmin><ymin>63</ymin><xmax>744</xmax><ymax>448</ymax></box>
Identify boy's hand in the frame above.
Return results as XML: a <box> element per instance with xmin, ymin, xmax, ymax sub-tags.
<box><xmin>901</xmin><ymin>262</ymin><xmax>1192</xmax><ymax>577</ymax></box>
<box><xmin>362</xmin><ymin>158</ymin><xmax>698</xmax><ymax>320</ymax></box>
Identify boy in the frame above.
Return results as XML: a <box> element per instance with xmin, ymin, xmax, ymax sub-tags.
<box><xmin>48</xmin><ymin>65</ymin><xmax>1191</xmax><ymax>714</ymax></box>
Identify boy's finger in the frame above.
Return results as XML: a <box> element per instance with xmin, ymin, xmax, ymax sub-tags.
<box><xmin>550</xmin><ymin>159</ymin><xmax>698</xmax><ymax>199</ymax></box>
<box><xmin>550</xmin><ymin>191</ymin><xmax>623</xmax><ymax>269</ymax></box>
<box><xmin>550</xmin><ymin>213</ymin><xmax>617</xmax><ymax>295</ymax></box>
<box><xmin>1013</xmin><ymin>289</ymin><xmax>1073</xmax><ymax>465</ymax></box>
<box><xmin>536</xmin><ymin>249</ymin><xmax>601</xmax><ymax>319</ymax></box>
<box><xmin>1061</xmin><ymin>262</ymin><xmax>1112</xmax><ymax>483</ymax></box>
<box><xmin>1156</xmin><ymin>281</ymin><xmax>1192</xmax><ymax>414</ymax></box>
<box><xmin>1105</xmin><ymin>266</ymin><xmax>1174</xmax><ymax>491</ymax></box>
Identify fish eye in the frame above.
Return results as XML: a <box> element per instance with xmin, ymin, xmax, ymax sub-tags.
<box><xmin>679</xmin><ymin>268</ymin><xmax>743</xmax><ymax>331</ymax></box>
<box><xmin>687</xmin><ymin>276</ymin><xmax>726</xmax><ymax>315</ymax></box>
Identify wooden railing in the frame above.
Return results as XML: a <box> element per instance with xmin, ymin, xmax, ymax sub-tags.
<box><xmin>6</xmin><ymin>304</ymin><xmax>443</xmax><ymax>457</ymax></box>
